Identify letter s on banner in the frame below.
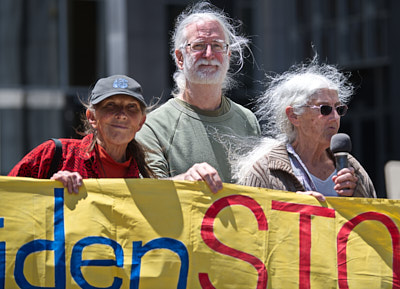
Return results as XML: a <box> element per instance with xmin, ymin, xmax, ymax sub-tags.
<box><xmin>199</xmin><ymin>195</ymin><xmax>268</xmax><ymax>289</ymax></box>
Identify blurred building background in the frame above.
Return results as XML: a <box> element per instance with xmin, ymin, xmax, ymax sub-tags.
<box><xmin>0</xmin><ymin>0</ymin><xmax>397</xmax><ymax>197</ymax></box>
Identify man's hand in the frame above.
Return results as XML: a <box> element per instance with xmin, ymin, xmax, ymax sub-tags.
<box><xmin>172</xmin><ymin>162</ymin><xmax>223</xmax><ymax>193</ymax></box>
<box><xmin>50</xmin><ymin>170</ymin><xmax>83</xmax><ymax>194</ymax></box>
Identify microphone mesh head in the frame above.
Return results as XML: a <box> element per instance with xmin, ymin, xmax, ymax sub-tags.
<box><xmin>330</xmin><ymin>133</ymin><xmax>352</xmax><ymax>153</ymax></box>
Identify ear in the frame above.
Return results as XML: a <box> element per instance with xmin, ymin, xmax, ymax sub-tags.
<box><xmin>175</xmin><ymin>49</ymin><xmax>184</xmax><ymax>70</ymax></box>
<box><xmin>86</xmin><ymin>109</ymin><xmax>97</xmax><ymax>129</ymax></box>
<box><xmin>286</xmin><ymin>106</ymin><xmax>300</xmax><ymax>127</ymax></box>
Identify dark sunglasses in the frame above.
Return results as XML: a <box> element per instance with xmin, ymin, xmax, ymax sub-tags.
<box><xmin>304</xmin><ymin>104</ymin><xmax>348</xmax><ymax>116</ymax></box>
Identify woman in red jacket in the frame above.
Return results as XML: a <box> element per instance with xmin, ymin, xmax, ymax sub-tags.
<box><xmin>9</xmin><ymin>75</ymin><xmax>154</xmax><ymax>193</ymax></box>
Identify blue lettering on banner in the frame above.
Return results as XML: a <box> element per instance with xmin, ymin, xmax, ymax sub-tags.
<box><xmin>131</xmin><ymin>238</ymin><xmax>189</xmax><ymax>289</ymax></box>
<box><xmin>0</xmin><ymin>217</ymin><xmax>4</xmax><ymax>289</ymax></box>
<box><xmin>71</xmin><ymin>236</ymin><xmax>123</xmax><ymax>289</ymax></box>
<box><xmin>14</xmin><ymin>188</ymin><xmax>66</xmax><ymax>289</ymax></box>
<box><xmin>2</xmin><ymin>188</ymin><xmax>190</xmax><ymax>288</ymax></box>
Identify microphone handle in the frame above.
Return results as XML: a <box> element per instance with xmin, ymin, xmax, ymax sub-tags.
<box><xmin>334</xmin><ymin>152</ymin><xmax>348</xmax><ymax>171</ymax></box>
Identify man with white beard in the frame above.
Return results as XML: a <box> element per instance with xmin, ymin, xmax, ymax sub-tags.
<box><xmin>136</xmin><ymin>1</ymin><xmax>261</xmax><ymax>193</ymax></box>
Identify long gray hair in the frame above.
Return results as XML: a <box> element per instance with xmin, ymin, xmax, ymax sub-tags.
<box><xmin>170</xmin><ymin>1</ymin><xmax>250</xmax><ymax>97</ymax></box>
<box><xmin>256</xmin><ymin>56</ymin><xmax>354</xmax><ymax>143</ymax></box>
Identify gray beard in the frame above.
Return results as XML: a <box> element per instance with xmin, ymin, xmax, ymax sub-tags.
<box><xmin>183</xmin><ymin>55</ymin><xmax>229</xmax><ymax>85</ymax></box>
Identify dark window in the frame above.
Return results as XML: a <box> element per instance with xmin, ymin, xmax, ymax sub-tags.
<box><xmin>166</xmin><ymin>4</ymin><xmax>185</xmax><ymax>91</ymax></box>
<box><xmin>347</xmin><ymin>0</ymin><xmax>362</xmax><ymax>16</ymax></box>
<box><xmin>296</xmin><ymin>0</ymin><xmax>311</xmax><ymax>26</ymax></box>
<box><xmin>324</xmin><ymin>0</ymin><xmax>337</xmax><ymax>21</ymax></box>
<box><xmin>0</xmin><ymin>0</ymin><xmax>59</xmax><ymax>86</ymax></box>
<box><xmin>68</xmin><ymin>0</ymin><xmax>100</xmax><ymax>86</ymax></box>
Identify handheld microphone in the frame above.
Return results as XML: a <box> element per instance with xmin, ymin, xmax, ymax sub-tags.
<box><xmin>330</xmin><ymin>133</ymin><xmax>352</xmax><ymax>171</ymax></box>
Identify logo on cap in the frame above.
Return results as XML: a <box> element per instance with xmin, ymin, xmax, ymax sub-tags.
<box><xmin>113</xmin><ymin>78</ymin><xmax>129</xmax><ymax>89</ymax></box>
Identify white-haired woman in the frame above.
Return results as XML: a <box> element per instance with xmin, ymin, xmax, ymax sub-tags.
<box><xmin>235</xmin><ymin>60</ymin><xmax>376</xmax><ymax>199</ymax></box>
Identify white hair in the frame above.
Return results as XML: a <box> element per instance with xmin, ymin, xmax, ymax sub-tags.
<box><xmin>232</xmin><ymin>137</ymin><xmax>280</xmax><ymax>184</ymax></box>
<box><xmin>232</xmin><ymin>57</ymin><xmax>354</xmax><ymax>184</ymax></box>
<box><xmin>170</xmin><ymin>1</ymin><xmax>250</xmax><ymax>97</ymax></box>
<box><xmin>256</xmin><ymin>56</ymin><xmax>354</xmax><ymax>143</ymax></box>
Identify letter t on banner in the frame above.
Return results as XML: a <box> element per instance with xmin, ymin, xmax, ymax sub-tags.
<box><xmin>272</xmin><ymin>201</ymin><xmax>335</xmax><ymax>289</ymax></box>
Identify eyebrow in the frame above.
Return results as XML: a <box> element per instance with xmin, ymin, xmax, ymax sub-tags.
<box><xmin>314</xmin><ymin>101</ymin><xmax>342</xmax><ymax>106</ymax></box>
<box><xmin>191</xmin><ymin>39</ymin><xmax>225</xmax><ymax>43</ymax></box>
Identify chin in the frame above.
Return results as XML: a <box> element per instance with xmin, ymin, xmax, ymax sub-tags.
<box><xmin>193</xmin><ymin>72</ymin><xmax>225</xmax><ymax>84</ymax></box>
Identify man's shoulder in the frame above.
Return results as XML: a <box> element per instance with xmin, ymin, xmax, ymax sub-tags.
<box><xmin>228</xmin><ymin>99</ymin><xmax>257</xmax><ymax>119</ymax></box>
<box><xmin>146</xmin><ymin>98</ymin><xmax>180</xmax><ymax>120</ymax></box>
<box><xmin>227</xmin><ymin>99</ymin><xmax>260</xmax><ymax>134</ymax></box>
<box><xmin>139</xmin><ymin>99</ymin><xmax>183</xmax><ymax>136</ymax></box>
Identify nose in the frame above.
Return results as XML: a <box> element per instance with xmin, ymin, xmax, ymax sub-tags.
<box><xmin>332</xmin><ymin>107</ymin><xmax>339</xmax><ymax>116</ymax></box>
<box><xmin>331</xmin><ymin>107</ymin><xmax>341</xmax><ymax>121</ymax></box>
<box><xmin>202</xmin><ymin>44</ymin><xmax>214</xmax><ymax>59</ymax></box>
<box><xmin>115</xmin><ymin>107</ymin><xmax>128</xmax><ymax>119</ymax></box>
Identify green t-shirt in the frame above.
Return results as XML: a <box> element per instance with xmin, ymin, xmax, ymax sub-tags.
<box><xmin>136</xmin><ymin>97</ymin><xmax>261</xmax><ymax>183</ymax></box>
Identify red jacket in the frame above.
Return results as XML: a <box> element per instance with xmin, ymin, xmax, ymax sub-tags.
<box><xmin>8</xmin><ymin>134</ymin><xmax>140</xmax><ymax>179</ymax></box>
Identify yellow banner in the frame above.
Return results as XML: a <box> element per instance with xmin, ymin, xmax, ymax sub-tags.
<box><xmin>0</xmin><ymin>176</ymin><xmax>399</xmax><ymax>289</ymax></box>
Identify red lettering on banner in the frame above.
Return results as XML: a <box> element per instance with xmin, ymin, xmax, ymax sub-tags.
<box><xmin>199</xmin><ymin>195</ymin><xmax>268</xmax><ymax>289</ymax></box>
<box><xmin>337</xmin><ymin>212</ymin><xmax>400</xmax><ymax>289</ymax></box>
<box><xmin>272</xmin><ymin>200</ymin><xmax>336</xmax><ymax>289</ymax></box>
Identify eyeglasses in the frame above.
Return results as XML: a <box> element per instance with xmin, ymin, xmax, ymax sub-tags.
<box><xmin>303</xmin><ymin>104</ymin><xmax>348</xmax><ymax>116</ymax></box>
<box><xmin>186</xmin><ymin>40</ymin><xmax>229</xmax><ymax>53</ymax></box>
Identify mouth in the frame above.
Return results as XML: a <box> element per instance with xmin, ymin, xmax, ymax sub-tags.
<box><xmin>111</xmin><ymin>124</ymin><xmax>128</xmax><ymax>129</ymax></box>
<box><xmin>196</xmin><ymin>59</ymin><xmax>220</xmax><ymax>67</ymax></box>
<box><xmin>198</xmin><ymin>64</ymin><xmax>219</xmax><ymax>69</ymax></box>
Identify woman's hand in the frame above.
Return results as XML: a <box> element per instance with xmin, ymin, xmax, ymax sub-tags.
<box><xmin>332</xmin><ymin>167</ymin><xmax>358</xmax><ymax>197</ymax></box>
<box><xmin>50</xmin><ymin>170</ymin><xmax>83</xmax><ymax>194</ymax></box>
<box><xmin>296</xmin><ymin>191</ymin><xmax>326</xmax><ymax>202</ymax></box>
